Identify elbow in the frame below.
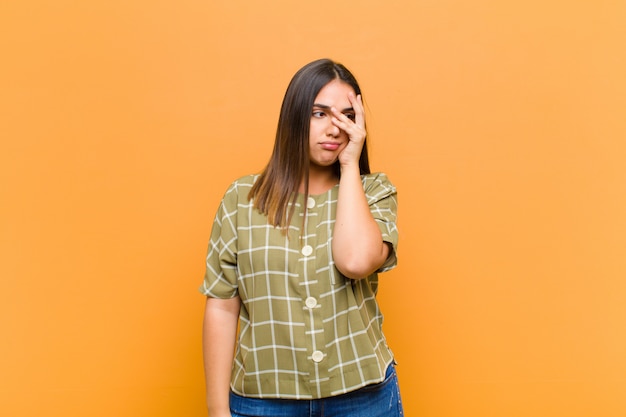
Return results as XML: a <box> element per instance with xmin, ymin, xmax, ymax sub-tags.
<box><xmin>334</xmin><ymin>254</ymin><xmax>383</xmax><ymax>280</ymax></box>
<box><xmin>336</xmin><ymin>264</ymin><xmax>375</xmax><ymax>280</ymax></box>
<box><xmin>333</xmin><ymin>242</ymin><xmax>391</xmax><ymax>280</ymax></box>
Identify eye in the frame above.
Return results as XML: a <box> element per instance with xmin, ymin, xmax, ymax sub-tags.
<box><xmin>344</xmin><ymin>112</ymin><xmax>356</xmax><ymax>121</ymax></box>
<box><xmin>312</xmin><ymin>110</ymin><xmax>326</xmax><ymax>118</ymax></box>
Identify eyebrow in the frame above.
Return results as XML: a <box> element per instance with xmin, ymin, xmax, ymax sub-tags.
<box><xmin>313</xmin><ymin>103</ymin><xmax>354</xmax><ymax>112</ymax></box>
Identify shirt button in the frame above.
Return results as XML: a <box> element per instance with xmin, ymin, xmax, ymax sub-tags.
<box><xmin>307</xmin><ymin>197</ymin><xmax>316</xmax><ymax>209</ymax></box>
<box><xmin>312</xmin><ymin>350</ymin><xmax>324</xmax><ymax>363</ymax></box>
<box><xmin>301</xmin><ymin>245</ymin><xmax>313</xmax><ymax>256</ymax></box>
<box><xmin>305</xmin><ymin>297</ymin><xmax>317</xmax><ymax>309</ymax></box>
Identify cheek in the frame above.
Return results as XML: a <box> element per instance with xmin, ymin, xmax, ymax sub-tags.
<box><xmin>309</xmin><ymin>122</ymin><xmax>321</xmax><ymax>138</ymax></box>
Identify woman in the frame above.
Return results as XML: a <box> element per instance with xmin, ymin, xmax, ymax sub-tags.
<box><xmin>200</xmin><ymin>59</ymin><xmax>402</xmax><ymax>417</ymax></box>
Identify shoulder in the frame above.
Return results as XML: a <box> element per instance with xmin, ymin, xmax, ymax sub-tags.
<box><xmin>222</xmin><ymin>174</ymin><xmax>259</xmax><ymax>197</ymax></box>
<box><xmin>217</xmin><ymin>174</ymin><xmax>259</xmax><ymax>209</ymax></box>
<box><xmin>225</xmin><ymin>174</ymin><xmax>259</xmax><ymax>192</ymax></box>
<box><xmin>360</xmin><ymin>172</ymin><xmax>397</xmax><ymax>198</ymax></box>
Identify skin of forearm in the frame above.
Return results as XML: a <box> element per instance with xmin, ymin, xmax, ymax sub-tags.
<box><xmin>203</xmin><ymin>296</ymin><xmax>240</xmax><ymax>417</ymax></box>
<box><xmin>332</xmin><ymin>164</ymin><xmax>389</xmax><ymax>279</ymax></box>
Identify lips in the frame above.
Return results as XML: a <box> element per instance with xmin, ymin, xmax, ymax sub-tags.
<box><xmin>320</xmin><ymin>142</ymin><xmax>340</xmax><ymax>151</ymax></box>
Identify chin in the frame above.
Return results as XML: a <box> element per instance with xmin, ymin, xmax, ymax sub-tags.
<box><xmin>311</xmin><ymin>159</ymin><xmax>337</xmax><ymax>169</ymax></box>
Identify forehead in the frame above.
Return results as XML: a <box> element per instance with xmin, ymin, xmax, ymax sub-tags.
<box><xmin>313</xmin><ymin>79</ymin><xmax>355</xmax><ymax>107</ymax></box>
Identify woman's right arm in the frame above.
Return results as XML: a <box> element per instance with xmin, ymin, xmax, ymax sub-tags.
<box><xmin>202</xmin><ymin>295</ymin><xmax>241</xmax><ymax>417</ymax></box>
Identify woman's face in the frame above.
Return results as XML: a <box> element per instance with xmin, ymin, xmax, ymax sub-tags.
<box><xmin>308</xmin><ymin>79</ymin><xmax>356</xmax><ymax>170</ymax></box>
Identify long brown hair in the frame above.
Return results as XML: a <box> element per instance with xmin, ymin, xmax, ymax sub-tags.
<box><xmin>248</xmin><ymin>59</ymin><xmax>371</xmax><ymax>229</ymax></box>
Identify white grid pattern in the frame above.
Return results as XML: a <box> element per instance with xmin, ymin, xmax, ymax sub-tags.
<box><xmin>200</xmin><ymin>173</ymin><xmax>398</xmax><ymax>399</ymax></box>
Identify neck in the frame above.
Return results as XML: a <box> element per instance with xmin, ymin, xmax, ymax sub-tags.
<box><xmin>301</xmin><ymin>165</ymin><xmax>339</xmax><ymax>195</ymax></box>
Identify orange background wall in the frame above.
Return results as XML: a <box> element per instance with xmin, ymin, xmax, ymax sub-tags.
<box><xmin>1</xmin><ymin>1</ymin><xmax>625</xmax><ymax>416</ymax></box>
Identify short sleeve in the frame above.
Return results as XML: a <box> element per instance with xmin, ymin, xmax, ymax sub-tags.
<box><xmin>199</xmin><ymin>182</ymin><xmax>240</xmax><ymax>298</ymax></box>
<box><xmin>362</xmin><ymin>173</ymin><xmax>399</xmax><ymax>272</ymax></box>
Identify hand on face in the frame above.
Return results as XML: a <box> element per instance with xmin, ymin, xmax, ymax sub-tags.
<box><xmin>331</xmin><ymin>92</ymin><xmax>366</xmax><ymax>168</ymax></box>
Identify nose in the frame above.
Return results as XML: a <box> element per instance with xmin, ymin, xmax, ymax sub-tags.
<box><xmin>326</xmin><ymin>120</ymin><xmax>340</xmax><ymax>137</ymax></box>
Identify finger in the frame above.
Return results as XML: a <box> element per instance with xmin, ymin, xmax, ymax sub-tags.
<box><xmin>331</xmin><ymin>116</ymin><xmax>365</xmax><ymax>143</ymax></box>
<box><xmin>349</xmin><ymin>93</ymin><xmax>365</xmax><ymax>129</ymax></box>
<box><xmin>330</xmin><ymin>107</ymin><xmax>354</xmax><ymax>128</ymax></box>
<box><xmin>330</xmin><ymin>112</ymin><xmax>359</xmax><ymax>135</ymax></box>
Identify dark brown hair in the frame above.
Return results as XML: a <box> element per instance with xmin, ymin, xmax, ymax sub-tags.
<box><xmin>248</xmin><ymin>59</ymin><xmax>371</xmax><ymax>229</ymax></box>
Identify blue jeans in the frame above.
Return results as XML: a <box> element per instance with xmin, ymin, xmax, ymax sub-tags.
<box><xmin>229</xmin><ymin>365</ymin><xmax>403</xmax><ymax>417</ymax></box>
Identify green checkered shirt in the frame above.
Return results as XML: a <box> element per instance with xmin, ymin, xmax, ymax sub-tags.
<box><xmin>200</xmin><ymin>173</ymin><xmax>399</xmax><ymax>399</ymax></box>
